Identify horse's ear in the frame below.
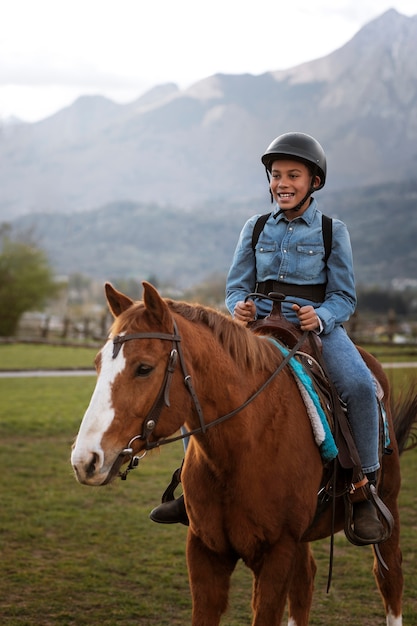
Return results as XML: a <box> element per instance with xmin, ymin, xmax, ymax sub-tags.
<box><xmin>105</xmin><ymin>282</ymin><xmax>134</xmax><ymax>318</ymax></box>
<box><xmin>142</xmin><ymin>281</ymin><xmax>170</xmax><ymax>324</ymax></box>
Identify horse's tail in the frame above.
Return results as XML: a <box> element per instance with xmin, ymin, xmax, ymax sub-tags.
<box><xmin>392</xmin><ymin>384</ymin><xmax>417</xmax><ymax>455</ymax></box>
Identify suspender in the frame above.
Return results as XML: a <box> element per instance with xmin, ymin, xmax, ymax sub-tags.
<box><xmin>251</xmin><ymin>212</ymin><xmax>271</xmax><ymax>251</ymax></box>
<box><xmin>251</xmin><ymin>212</ymin><xmax>333</xmax><ymax>263</ymax></box>
<box><xmin>321</xmin><ymin>214</ymin><xmax>333</xmax><ymax>264</ymax></box>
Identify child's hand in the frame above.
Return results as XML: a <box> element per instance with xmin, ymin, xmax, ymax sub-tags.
<box><xmin>292</xmin><ymin>304</ymin><xmax>321</xmax><ymax>331</ymax></box>
<box><xmin>234</xmin><ymin>300</ymin><xmax>257</xmax><ymax>324</ymax></box>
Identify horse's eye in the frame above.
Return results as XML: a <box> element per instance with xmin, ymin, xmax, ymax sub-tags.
<box><xmin>135</xmin><ymin>364</ymin><xmax>154</xmax><ymax>377</ymax></box>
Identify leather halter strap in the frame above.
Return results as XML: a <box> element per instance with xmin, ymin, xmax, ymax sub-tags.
<box><xmin>112</xmin><ymin>331</ymin><xmax>181</xmax><ymax>359</ymax></box>
<box><xmin>112</xmin><ymin>321</ymin><xmax>207</xmax><ymax>449</ymax></box>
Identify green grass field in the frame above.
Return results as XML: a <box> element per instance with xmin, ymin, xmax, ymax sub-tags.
<box><xmin>0</xmin><ymin>345</ymin><xmax>416</xmax><ymax>625</ymax></box>
<box><xmin>0</xmin><ymin>343</ymin><xmax>98</xmax><ymax>371</ymax></box>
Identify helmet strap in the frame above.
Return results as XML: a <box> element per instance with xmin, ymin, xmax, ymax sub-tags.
<box><xmin>289</xmin><ymin>184</ymin><xmax>314</xmax><ymax>213</ymax></box>
<box><xmin>265</xmin><ymin>167</ymin><xmax>274</xmax><ymax>204</ymax></box>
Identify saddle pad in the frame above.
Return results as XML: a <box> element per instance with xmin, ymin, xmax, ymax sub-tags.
<box><xmin>268</xmin><ymin>338</ymin><xmax>338</xmax><ymax>463</ymax></box>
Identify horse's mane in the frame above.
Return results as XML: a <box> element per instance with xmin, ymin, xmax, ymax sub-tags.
<box><xmin>111</xmin><ymin>298</ymin><xmax>279</xmax><ymax>372</ymax></box>
<box><xmin>169</xmin><ymin>299</ymin><xmax>280</xmax><ymax>371</ymax></box>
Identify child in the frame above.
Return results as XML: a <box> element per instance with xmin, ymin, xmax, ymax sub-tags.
<box><xmin>225</xmin><ymin>131</ymin><xmax>384</xmax><ymax>542</ymax></box>
<box><xmin>151</xmin><ymin>132</ymin><xmax>385</xmax><ymax>543</ymax></box>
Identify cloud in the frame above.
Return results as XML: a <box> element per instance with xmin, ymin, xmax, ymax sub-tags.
<box><xmin>0</xmin><ymin>0</ymin><xmax>415</xmax><ymax>121</ymax></box>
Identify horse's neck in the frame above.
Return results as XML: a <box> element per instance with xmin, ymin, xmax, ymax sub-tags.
<box><xmin>182</xmin><ymin>352</ymin><xmax>291</xmax><ymax>455</ymax></box>
<box><xmin>177</xmin><ymin>315</ymin><xmax>285</xmax><ymax>443</ymax></box>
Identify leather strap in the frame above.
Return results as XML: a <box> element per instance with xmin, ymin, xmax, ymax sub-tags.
<box><xmin>350</xmin><ymin>476</ymin><xmax>369</xmax><ymax>492</ymax></box>
<box><xmin>256</xmin><ymin>280</ymin><xmax>326</xmax><ymax>303</ymax></box>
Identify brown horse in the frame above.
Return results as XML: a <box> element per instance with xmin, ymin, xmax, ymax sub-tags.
<box><xmin>71</xmin><ymin>282</ymin><xmax>417</xmax><ymax>626</ymax></box>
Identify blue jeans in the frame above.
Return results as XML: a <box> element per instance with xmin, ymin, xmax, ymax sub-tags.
<box><xmin>181</xmin><ymin>426</ymin><xmax>189</xmax><ymax>453</ymax></box>
<box><xmin>320</xmin><ymin>325</ymin><xmax>380</xmax><ymax>474</ymax></box>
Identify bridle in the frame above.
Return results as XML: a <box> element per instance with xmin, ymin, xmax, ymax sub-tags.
<box><xmin>111</xmin><ymin>315</ymin><xmax>308</xmax><ymax>480</ymax></box>
<box><xmin>113</xmin><ymin>321</ymin><xmax>207</xmax><ymax>450</ymax></box>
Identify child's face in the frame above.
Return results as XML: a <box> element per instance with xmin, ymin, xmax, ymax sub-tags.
<box><xmin>269</xmin><ymin>159</ymin><xmax>321</xmax><ymax>218</ymax></box>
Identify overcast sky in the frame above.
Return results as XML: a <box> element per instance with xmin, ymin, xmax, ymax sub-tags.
<box><xmin>1</xmin><ymin>0</ymin><xmax>415</xmax><ymax>123</ymax></box>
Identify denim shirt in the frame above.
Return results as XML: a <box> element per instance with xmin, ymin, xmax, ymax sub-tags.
<box><xmin>225</xmin><ymin>198</ymin><xmax>357</xmax><ymax>334</ymax></box>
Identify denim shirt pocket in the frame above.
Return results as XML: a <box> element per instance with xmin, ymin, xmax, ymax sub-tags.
<box><xmin>255</xmin><ymin>240</ymin><xmax>278</xmax><ymax>277</ymax></box>
<box><xmin>295</xmin><ymin>244</ymin><xmax>325</xmax><ymax>280</ymax></box>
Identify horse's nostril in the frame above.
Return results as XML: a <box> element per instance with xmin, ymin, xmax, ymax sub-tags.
<box><xmin>86</xmin><ymin>453</ymin><xmax>99</xmax><ymax>477</ymax></box>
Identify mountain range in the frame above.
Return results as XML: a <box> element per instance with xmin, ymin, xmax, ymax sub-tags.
<box><xmin>10</xmin><ymin>178</ymin><xmax>417</xmax><ymax>290</ymax></box>
<box><xmin>3</xmin><ymin>8</ymin><xmax>417</xmax><ymax>290</ymax></box>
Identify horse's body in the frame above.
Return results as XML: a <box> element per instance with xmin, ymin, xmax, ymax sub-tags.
<box><xmin>71</xmin><ymin>282</ymin><xmax>416</xmax><ymax>626</ymax></box>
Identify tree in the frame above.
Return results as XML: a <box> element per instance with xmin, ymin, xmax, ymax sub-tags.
<box><xmin>0</xmin><ymin>224</ymin><xmax>60</xmax><ymax>336</ymax></box>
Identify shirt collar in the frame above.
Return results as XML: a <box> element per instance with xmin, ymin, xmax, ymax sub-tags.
<box><xmin>273</xmin><ymin>197</ymin><xmax>318</xmax><ymax>226</ymax></box>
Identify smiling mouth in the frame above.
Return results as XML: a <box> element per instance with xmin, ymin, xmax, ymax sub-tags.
<box><xmin>278</xmin><ymin>193</ymin><xmax>295</xmax><ymax>199</ymax></box>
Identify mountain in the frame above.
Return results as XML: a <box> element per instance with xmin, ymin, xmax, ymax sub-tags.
<box><xmin>11</xmin><ymin>178</ymin><xmax>417</xmax><ymax>289</ymax></box>
<box><xmin>1</xmin><ymin>9</ymin><xmax>417</xmax><ymax>220</ymax></box>
<box><xmin>3</xmin><ymin>9</ymin><xmax>417</xmax><ymax>291</ymax></box>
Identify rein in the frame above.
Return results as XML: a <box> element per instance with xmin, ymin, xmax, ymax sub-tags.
<box><xmin>112</xmin><ymin>319</ymin><xmax>308</xmax><ymax>476</ymax></box>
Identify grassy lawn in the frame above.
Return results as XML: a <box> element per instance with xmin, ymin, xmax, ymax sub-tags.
<box><xmin>0</xmin><ymin>343</ymin><xmax>98</xmax><ymax>370</ymax></box>
<box><xmin>0</xmin><ymin>341</ymin><xmax>415</xmax><ymax>371</ymax></box>
<box><xmin>361</xmin><ymin>342</ymin><xmax>417</xmax><ymax>363</ymax></box>
<box><xmin>0</xmin><ymin>346</ymin><xmax>416</xmax><ymax>625</ymax></box>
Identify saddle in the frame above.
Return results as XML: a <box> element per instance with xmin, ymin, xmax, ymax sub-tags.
<box><xmin>248</xmin><ymin>292</ymin><xmax>394</xmax><ymax>548</ymax></box>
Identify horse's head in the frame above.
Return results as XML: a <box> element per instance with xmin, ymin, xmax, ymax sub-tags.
<box><xmin>71</xmin><ymin>281</ymin><xmax>187</xmax><ymax>486</ymax></box>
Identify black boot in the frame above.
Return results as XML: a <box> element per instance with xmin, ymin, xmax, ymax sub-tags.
<box><xmin>352</xmin><ymin>499</ymin><xmax>385</xmax><ymax>543</ymax></box>
<box><xmin>149</xmin><ymin>494</ymin><xmax>189</xmax><ymax>526</ymax></box>
<box><xmin>352</xmin><ymin>472</ymin><xmax>385</xmax><ymax>543</ymax></box>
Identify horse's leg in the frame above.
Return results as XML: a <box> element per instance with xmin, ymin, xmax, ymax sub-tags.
<box><xmin>250</xmin><ymin>535</ymin><xmax>299</xmax><ymax>626</ymax></box>
<box><xmin>286</xmin><ymin>542</ymin><xmax>316</xmax><ymax>626</ymax></box>
<box><xmin>372</xmin><ymin>519</ymin><xmax>403</xmax><ymax>625</ymax></box>
<box><xmin>353</xmin><ymin>350</ymin><xmax>404</xmax><ymax>625</ymax></box>
<box><xmin>187</xmin><ymin>531</ymin><xmax>237</xmax><ymax>626</ymax></box>
<box><xmin>372</xmin><ymin>434</ymin><xmax>403</xmax><ymax>625</ymax></box>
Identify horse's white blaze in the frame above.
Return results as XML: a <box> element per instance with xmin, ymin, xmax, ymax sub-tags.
<box><xmin>71</xmin><ymin>340</ymin><xmax>126</xmax><ymax>476</ymax></box>
<box><xmin>387</xmin><ymin>609</ymin><xmax>402</xmax><ymax>626</ymax></box>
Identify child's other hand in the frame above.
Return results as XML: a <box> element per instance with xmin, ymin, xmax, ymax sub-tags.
<box><xmin>292</xmin><ymin>304</ymin><xmax>320</xmax><ymax>331</ymax></box>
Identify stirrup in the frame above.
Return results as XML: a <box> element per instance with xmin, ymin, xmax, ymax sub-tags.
<box><xmin>344</xmin><ymin>484</ymin><xmax>394</xmax><ymax>547</ymax></box>
<box><xmin>161</xmin><ymin>466</ymin><xmax>182</xmax><ymax>503</ymax></box>
<box><xmin>149</xmin><ymin>465</ymin><xmax>189</xmax><ymax>525</ymax></box>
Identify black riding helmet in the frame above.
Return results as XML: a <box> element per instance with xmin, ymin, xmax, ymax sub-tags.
<box><xmin>261</xmin><ymin>132</ymin><xmax>327</xmax><ymax>189</ymax></box>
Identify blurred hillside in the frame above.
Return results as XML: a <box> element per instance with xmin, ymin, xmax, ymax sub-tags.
<box><xmin>3</xmin><ymin>9</ymin><xmax>417</xmax><ymax>290</ymax></box>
